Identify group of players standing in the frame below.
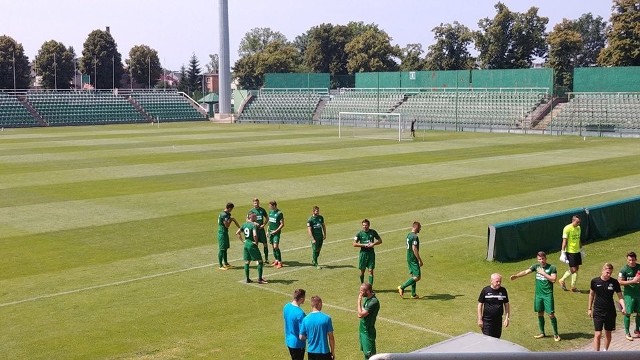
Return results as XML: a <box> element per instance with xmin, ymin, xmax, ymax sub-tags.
<box><xmin>477</xmin><ymin>215</ymin><xmax>640</xmax><ymax>351</ymax></box>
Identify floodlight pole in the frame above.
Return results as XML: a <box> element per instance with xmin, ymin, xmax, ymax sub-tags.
<box><xmin>12</xmin><ymin>51</ymin><xmax>16</xmax><ymax>90</ymax></box>
<box><xmin>112</xmin><ymin>55</ymin><xmax>115</xmax><ymax>89</ymax></box>
<box><xmin>148</xmin><ymin>55</ymin><xmax>151</xmax><ymax>89</ymax></box>
<box><xmin>54</xmin><ymin>53</ymin><xmax>57</xmax><ymax>90</ymax></box>
<box><xmin>218</xmin><ymin>0</ymin><xmax>231</xmax><ymax>116</ymax></box>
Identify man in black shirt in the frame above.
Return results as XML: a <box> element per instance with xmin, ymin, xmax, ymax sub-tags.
<box><xmin>589</xmin><ymin>262</ymin><xmax>626</xmax><ymax>351</ymax></box>
<box><xmin>477</xmin><ymin>273</ymin><xmax>510</xmax><ymax>338</ymax></box>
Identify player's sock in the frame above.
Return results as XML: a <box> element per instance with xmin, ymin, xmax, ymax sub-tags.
<box><xmin>537</xmin><ymin>316</ymin><xmax>545</xmax><ymax>335</ymax></box>
<box><xmin>560</xmin><ymin>271</ymin><xmax>570</xmax><ymax>282</ymax></box>
<box><xmin>635</xmin><ymin>315</ymin><xmax>640</xmax><ymax>331</ymax></box>
<box><xmin>222</xmin><ymin>250</ymin><xmax>228</xmax><ymax>265</ymax></box>
<box><xmin>276</xmin><ymin>249</ymin><xmax>282</xmax><ymax>262</ymax></box>
<box><xmin>244</xmin><ymin>264</ymin><xmax>250</xmax><ymax>280</ymax></box>
<box><xmin>360</xmin><ymin>275</ymin><xmax>365</xmax><ymax>284</ymax></box>
<box><xmin>368</xmin><ymin>275</ymin><xmax>373</xmax><ymax>285</ymax></box>
<box><xmin>401</xmin><ymin>278</ymin><xmax>415</xmax><ymax>289</ymax></box>
<box><xmin>550</xmin><ymin>317</ymin><xmax>558</xmax><ymax>336</ymax></box>
<box><xmin>312</xmin><ymin>251</ymin><xmax>318</xmax><ymax>266</ymax></box>
<box><xmin>258</xmin><ymin>263</ymin><xmax>264</xmax><ymax>279</ymax></box>
<box><xmin>264</xmin><ymin>247</ymin><xmax>269</xmax><ymax>262</ymax></box>
<box><xmin>218</xmin><ymin>250</ymin><xmax>224</xmax><ymax>267</ymax></box>
<box><xmin>570</xmin><ymin>272</ymin><xmax>578</xmax><ymax>287</ymax></box>
<box><xmin>411</xmin><ymin>283</ymin><xmax>417</xmax><ymax>296</ymax></box>
<box><xmin>624</xmin><ymin>315</ymin><xmax>631</xmax><ymax>333</ymax></box>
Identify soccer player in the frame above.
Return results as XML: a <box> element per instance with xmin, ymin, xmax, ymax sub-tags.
<box><xmin>217</xmin><ymin>202</ymin><xmax>240</xmax><ymax>270</ymax></box>
<box><xmin>398</xmin><ymin>221</ymin><xmax>423</xmax><ymax>299</ymax></box>
<box><xmin>477</xmin><ymin>273</ymin><xmax>510</xmax><ymax>339</ymax></box>
<box><xmin>236</xmin><ymin>212</ymin><xmax>267</xmax><ymax>284</ymax></box>
<box><xmin>307</xmin><ymin>206</ymin><xmax>326</xmax><ymax>269</ymax></box>
<box><xmin>299</xmin><ymin>296</ymin><xmax>335</xmax><ymax>360</ymax></box>
<box><xmin>283</xmin><ymin>288</ymin><xmax>306</xmax><ymax>360</ymax></box>
<box><xmin>353</xmin><ymin>219</ymin><xmax>382</xmax><ymax>285</ymax></box>
<box><xmin>589</xmin><ymin>262</ymin><xmax>626</xmax><ymax>351</ymax></box>
<box><xmin>618</xmin><ymin>251</ymin><xmax>640</xmax><ymax>341</ymax></box>
<box><xmin>559</xmin><ymin>215</ymin><xmax>582</xmax><ymax>292</ymax></box>
<box><xmin>249</xmin><ymin>198</ymin><xmax>270</xmax><ymax>264</ymax></box>
<box><xmin>268</xmin><ymin>200</ymin><xmax>285</xmax><ymax>268</ymax></box>
<box><xmin>357</xmin><ymin>283</ymin><xmax>380</xmax><ymax>359</ymax></box>
<box><xmin>510</xmin><ymin>251</ymin><xmax>561</xmax><ymax>341</ymax></box>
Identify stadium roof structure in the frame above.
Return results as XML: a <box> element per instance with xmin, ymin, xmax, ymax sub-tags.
<box><xmin>198</xmin><ymin>93</ymin><xmax>219</xmax><ymax>103</ymax></box>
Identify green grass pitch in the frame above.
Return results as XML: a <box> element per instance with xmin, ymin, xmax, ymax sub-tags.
<box><xmin>1</xmin><ymin>122</ymin><xmax>639</xmax><ymax>359</ymax></box>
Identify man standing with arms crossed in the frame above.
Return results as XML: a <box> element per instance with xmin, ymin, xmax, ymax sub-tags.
<box><xmin>300</xmin><ymin>295</ymin><xmax>335</xmax><ymax>360</ymax></box>
<box><xmin>559</xmin><ymin>215</ymin><xmax>582</xmax><ymax>292</ymax></box>
<box><xmin>398</xmin><ymin>221</ymin><xmax>423</xmax><ymax>299</ymax></box>
<box><xmin>307</xmin><ymin>206</ymin><xmax>326</xmax><ymax>270</ymax></box>
<box><xmin>353</xmin><ymin>219</ymin><xmax>382</xmax><ymax>285</ymax></box>
<box><xmin>236</xmin><ymin>212</ymin><xmax>268</xmax><ymax>284</ymax></box>
<box><xmin>268</xmin><ymin>200</ymin><xmax>285</xmax><ymax>268</ymax></box>
<box><xmin>283</xmin><ymin>288</ymin><xmax>306</xmax><ymax>360</ymax></box>
<box><xmin>618</xmin><ymin>251</ymin><xmax>640</xmax><ymax>340</ymax></box>
<box><xmin>477</xmin><ymin>273</ymin><xmax>510</xmax><ymax>339</ymax></box>
<box><xmin>217</xmin><ymin>202</ymin><xmax>240</xmax><ymax>270</ymax></box>
<box><xmin>589</xmin><ymin>262</ymin><xmax>626</xmax><ymax>351</ymax></box>
<box><xmin>357</xmin><ymin>283</ymin><xmax>380</xmax><ymax>360</ymax></box>
<box><xmin>250</xmin><ymin>198</ymin><xmax>270</xmax><ymax>265</ymax></box>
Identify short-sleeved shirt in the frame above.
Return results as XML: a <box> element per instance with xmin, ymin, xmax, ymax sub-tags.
<box><xmin>283</xmin><ymin>303</ymin><xmax>306</xmax><ymax>349</ymax></box>
<box><xmin>359</xmin><ymin>295</ymin><xmax>380</xmax><ymax>339</ymax></box>
<box><xmin>562</xmin><ymin>223</ymin><xmax>581</xmax><ymax>253</ymax></box>
<box><xmin>406</xmin><ymin>232</ymin><xmax>419</xmax><ymax>263</ymax></box>
<box><xmin>250</xmin><ymin>207</ymin><xmax>268</xmax><ymax>229</ymax></box>
<box><xmin>529</xmin><ymin>263</ymin><xmax>556</xmax><ymax>297</ymax></box>
<box><xmin>218</xmin><ymin>211</ymin><xmax>231</xmax><ymax>234</ymax></box>
<box><xmin>307</xmin><ymin>215</ymin><xmax>325</xmax><ymax>240</ymax></box>
<box><xmin>354</xmin><ymin>229</ymin><xmax>380</xmax><ymax>253</ymax></box>
<box><xmin>478</xmin><ymin>285</ymin><xmax>509</xmax><ymax>319</ymax></box>
<box><xmin>300</xmin><ymin>311</ymin><xmax>333</xmax><ymax>354</ymax></box>
<box><xmin>240</xmin><ymin>221</ymin><xmax>257</xmax><ymax>244</ymax></box>
<box><xmin>619</xmin><ymin>264</ymin><xmax>640</xmax><ymax>297</ymax></box>
<box><xmin>590</xmin><ymin>276</ymin><xmax>622</xmax><ymax>314</ymax></box>
<box><xmin>268</xmin><ymin>209</ymin><xmax>284</xmax><ymax>233</ymax></box>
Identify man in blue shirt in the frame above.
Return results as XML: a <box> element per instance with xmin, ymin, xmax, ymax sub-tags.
<box><xmin>283</xmin><ymin>289</ymin><xmax>306</xmax><ymax>360</ymax></box>
<box><xmin>300</xmin><ymin>295</ymin><xmax>335</xmax><ymax>360</ymax></box>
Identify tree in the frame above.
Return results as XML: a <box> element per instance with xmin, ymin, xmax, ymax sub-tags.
<box><xmin>574</xmin><ymin>13</ymin><xmax>607</xmax><ymax>67</ymax></box>
<box><xmin>238</xmin><ymin>27</ymin><xmax>288</xmax><ymax>57</ymax></box>
<box><xmin>34</xmin><ymin>41</ymin><xmax>76</xmax><ymax>89</ymax></box>
<box><xmin>177</xmin><ymin>65</ymin><xmax>188</xmax><ymax>93</ymax></box>
<box><xmin>598</xmin><ymin>0</ymin><xmax>640</xmax><ymax>66</ymax></box>
<box><xmin>474</xmin><ymin>2</ymin><xmax>548</xmax><ymax>69</ymax></box>
<box><xmin>547</xmin><ymin>19</ymin><xmax>583</xmax><ymax>90</ymax></box>
<box><xmin>0</xmin><ymin>35</ymin><xmax>30</xmax><ymax>89</ymax></box>
<box><xmin>205</xmin><ymin>54</ymin><xmax>219</xmax><ymax>74</ymax></box>
<box><xmin>233</xmin><ymin>41</ymin><xmax>302</xmax><ymax>89</ymax></box>
<box><xmin>179</xmin><ymin>53</ymin><xmax>202</xmax><ymax>97</ymax></box>
<box><xmin>424</xmin><ymin>22</ymin><xmax>475</xmax><ymax>71</ymax></box>
<box><xmin>127</xmin><ymin>45</ymin><xmax>162</xmax><ymax>88</ymax></box>
<box><xmin>399</xmin><ymin>43</ymin><xmax>425</xmax><ymax>71</ymax></box>
<box><xmin>345</xmin><ymin>28</ymin><xmax>400</xmax><ymax>73</ymax></box>
<box><xmin>80</xmin><ymin>29</ymin><xmax>124</xmax><ymax>88</ymax></box>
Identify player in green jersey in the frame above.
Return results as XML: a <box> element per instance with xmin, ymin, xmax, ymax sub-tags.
<box><xmin>249</xmin><ymin>198</ymin><xmax>270</xmax><ymax>264</ymax></box>
<box><xmin>307</xmin><ymin>206</ymin><xmax>326</xmax><ymax>269</ymax></box>
<box><xmin>398</xmin><ymin>222</ymin><xmax>423</xmax><ymax>299</ymax></box>
<box><xmin>268</xmin><ymin>200</ymin><xmax>285</xmax><ymax>268</ymax></box>
<box><xmin>353</xmin><ymin>219</ymin><xmax>382</xmax><ymax>285</ymax></box>
<box><xmin>217</xmin><ymin>202</ymin><xmax>240</xmax><ymax>270</ymax></box>
<box><xmin>236</xmin><ymin>212</ymin><xmax>267</xmax><ymax>284</ymax></box>
<box><xmin>559</xmin><ymin>215</ymin><xmax>582</xmax><ymax>292</ymax></box>
<box><xmin>618</xmin><ymin>251</ymin><xmax>640</xmax><ymax>340</ymax></box>
<box><xmin>357</xmin><ymin>283</ymin><xmax>380</xmax><ymax>359</ymax></box>
<box><xmin>510</xmin><ymin>251</ymin><xmax>561</xmax><ymax>341</ymax></box>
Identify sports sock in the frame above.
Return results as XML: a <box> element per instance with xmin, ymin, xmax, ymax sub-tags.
<box><xmin>550</xmin><ymin>317</ymin><xmax>558</xmax><ymax>336</ymax></box>
<box><xmin>537</xmin><ymin>316</ymin><xmax>545</xmax><ymax>335</ymax></box>
<box><xmin>263</xmin><ymin>246</ymin><xmax>269</xmax><ymax>262</ymax></box>
<box><xmin>401</xmin><ymin>278</ymin><xmax>416</xmax><ymax>289</ymax></box>
<box><xmin>276</xmin><ymin>249</ymin><xmax>282</xmax><ymax>262</ymax></box>
<box><xmin>258</xmin><ymin>263</ymin><xmax>264</xmax><ymax>279</ymax></box>
<box><xmin>570</xmin><ymin>272</ymin><xmax>578</xmax><ymax>287</ymax></box>
<box><xmin>369</xmin><ymin>275</ymin><xmax>374</xmax><ymax>285</ymax></box>
<box><xmin>560</xmin><ymin>270</ymin><xmax>570</xmax><ymax>282</ymax></box>
<box><xmin>411</xmin><ymin>283</ymin><xmax>417</xmax><ymax>296</ymax></box>
<box><xmin>624</xmin><ymin>315</ymin><xmax>631</xmax><ymax>333</ymax></box>
<box><xmin>635</xmin><ymin>315</ymin><xmax>640</xmax><ymax>331</ymax></box>
<box><xmin>360</xmin><ymin>274</ymin><xmax>365</xmax><ymax>284</ymax></box>
<box><xmin>222</xmin><ymin>250</ymin><xmax>228</xmax><ymax>265</ymax></box>
<box><xmin>312</xmin><ymin>250</ymin><xmax>318</xmax><ymax>266</ymax></box>
<box><xmin>244</xmin><ymin>264</ymin><xmax>250</xmax><ymax>280</ymax></box>
<box><xmin>218</xmin><ymin>250</ymin><xmax>224</xmax><ymax>267</ymax></box>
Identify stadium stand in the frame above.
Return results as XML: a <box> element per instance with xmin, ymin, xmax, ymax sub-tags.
<box><xmin>319</xmin><ymin>89</ymin><xmax>405</xmax><ymax>121</ymax></box>
<box><xmin>238</xmin><ymin>89</ymin><xmax>323</xmax><ymax>123</ymax></box>
<box><xmin>130</xmin><ymin>91</ymin><xmax>207</xmax><ymax>121</ymax></box>
<box><xmin>0</xmin><ymin>92</ymin><xmax>39</xmax><ymax>127</ymax></box>
<box><xmin>551</xmin><ymin>93</ymin><xmax>640</xmax><ymax>135</ymax></box>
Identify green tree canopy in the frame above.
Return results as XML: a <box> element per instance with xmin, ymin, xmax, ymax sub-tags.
<box><xmin>345</xmin><ymin>28</ymin><xmax>400</xmax><ymax>73</ymax></box>
<box><xmin>424</xmin><ymin>22</ymin><xmax>475</xmax><ymax>71</ymax></box>
<box><xmin>205</xmin><ymin>54</ymin><xmax>219</xmax><ymax>74</ymax></box>
<box><xmin>127</xmin><ymin>45</ymin><xmax>162</xmax><ymax>88</ymax></box>
<box><xmin>238</xmin><ymin>27</ymin><xmax>288</xmax><ymax>57</ymax></box>
<box><xmin>233</xmin><ymin>41</ymin><xmax>302</xmax><ymax>89</ymax></box>
<box><xmin>399</xmin><ymin>43</ymin><xmax>425</xmax><ymax>71</ymax></box>
<box><xmin>179</xmin><ymin>53</ymin><xmax>203</xmax><ymax>97</ymax></box>
<box><xmin>573</xmin><ymin>13</ymin><xmax>607</xmax><ymax>67</ymax></box>
<box><xmin>80</xmin><ymin>29</ymin><xmax>124</xmax><ymax>89</ymax></box>
<box><xmin>34</xmin><ymin>41</ymin><xmax>76</xmax><ymax>89</ymax></box>
<box><xmin>598</xmin><ymin>0</ymin><xmax>640</xmax><ymax>66</ymax></box>
<box><xmin>547</xmin><ymin>19</ymin><xmax>583</xmax><ymax>90</ymax></box>
<box><xmin>0</xmin><ymin>35</ymin><xmax>30</xmax><ymax>89</ymax></box>
<box><xmin>474</xmin><ymin>2</ymin><xmax>548</xmax><ymax>69</ymax></box>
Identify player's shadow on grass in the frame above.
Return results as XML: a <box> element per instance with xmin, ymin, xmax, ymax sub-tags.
<box><xmin>421</xmin><ymin>293</ymin><xmax>464</xmax><ymax>301</ymax></box>
<box><xmin>265</xmin><ymin>279</ymin><xmax>297</xmax><ymax>285</ymax></box>
<box><xmin>557</xmin><ymin>332</ymin><xmax>592</xmax><ymax>341</ymax></box>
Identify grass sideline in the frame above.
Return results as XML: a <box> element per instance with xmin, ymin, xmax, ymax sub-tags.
<box><xmin>1</xmin><ymin>122</ymin><xmax>640</xmax><ymax>359</ymax></box>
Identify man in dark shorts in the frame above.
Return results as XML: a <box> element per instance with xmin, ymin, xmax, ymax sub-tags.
<box><xmin>589</xmin><ymin>262</ymin><xmax>625</xmax><ymax>351</ymax></box>
<box><xmin>477</xmin><ymin>273</ymin><xmax>510</xmax><ymax>338</ymax></box>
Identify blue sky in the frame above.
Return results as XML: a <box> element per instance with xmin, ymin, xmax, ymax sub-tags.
<box><xmin>2</xmin><ymin>0</ymin><xmax>614</xmax><ymax>71</ymax></box>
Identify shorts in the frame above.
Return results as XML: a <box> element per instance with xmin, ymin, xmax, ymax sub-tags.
<box><xmin>593</xmin><ymin>311</ymin><xmax>616</xmax><ymax>331</ymax></box>
<box><xmin>359</xmin><ymin>333</ymin><xmax>376</xmax><ymax>358</ymax></box>
<box><xmin>217</xmin><ymin>232</ymin><xmax>229</xmax><ymax>250</ymax></box>
<box><xmin>359</xmin><ymin>251</ymin><xmax>375</xmax><ymax>270</ymax></box>
<box><xmin>566</xmin><ymin>252</ymin><xmax>582</xmax><ymax>267</ymax></box>
<box><xmin>270</xmin><ymin>233</ymin><xmax>280</xmax><ymax>245</ymax></box>
<box><xmin>533</xmin><ymin>294</ymin><xmax>555</xmax><ymax>314</ymax></box>
<box><xmin>257</xmin><ymin>229</ymin><xmax>268</xmax><ymax>244</ymax></box>
<box><xmin>243</xmin><ymin>244</ymin><xmax>263</xmax><ymax>262</ymax></box>
<box><xmin>288</xmin><ymin>347</ymin><xmax>305</xmax><ymax>360</ymax></box>
<box><xmin>624</xmin><ymin>295</ymin><xmax>640</xmax><ymax>314</ymax></box>
<box><xmin>307</xmin><ymin>353</ymin><xmax>332</xmax><ymax>360</ymax></box>
<box><xmin>408</xmin><ymin>260</ymin><xmax>421</xmax><ymax>277</ymax></box>
<box><xmin>481</xmin><ymin>317</ymin><xmax>503</xmax><ymax>338</ymax></box>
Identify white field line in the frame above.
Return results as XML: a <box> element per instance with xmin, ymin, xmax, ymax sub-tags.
<box><xmin>1</xmin><ymin>184</ymin><xmax>636</xmax><ymax>309</ymax></box>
